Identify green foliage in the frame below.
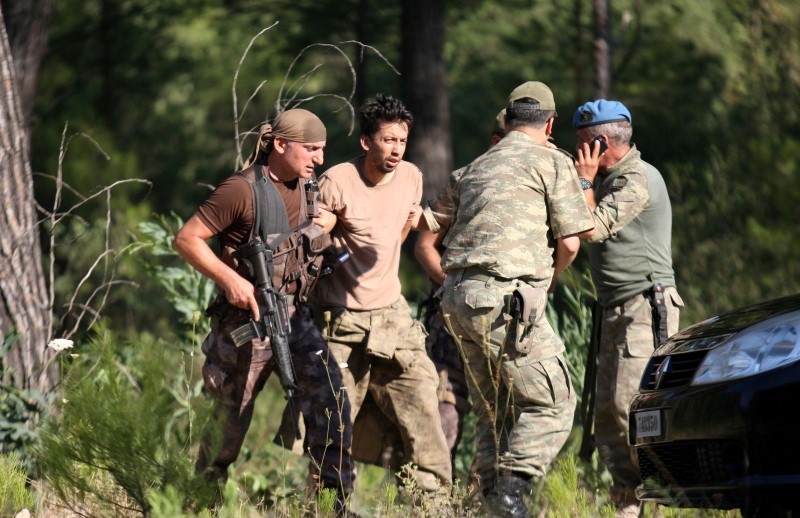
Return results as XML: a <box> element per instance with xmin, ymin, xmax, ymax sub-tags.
<box><xmin>0</xmin><ymin>453</ymin><xmax>36</xmax><ymax>516</ymax></box>
<box><xmin>129</xmin><ymin>213</ymin><xmax>216</xmax><ymax>341</ymax></box>
<box><xmin>36</xmin><ymin>327</ymin><xmax>215</xmax><ymax>516</ymax></box>
<box><xmin>547</xmin><ymin>266</ymin><xmax>596</xmax><ymax>408</ymax></box>
<box><xmin>0</xmin><ymin>331</ymin><xmax>47</xmax><ymax>473</ymax></box>
<box><xmin>540</xmin><ymin>454</ymin><xmax>614</xmax><ymax>518</ymax></box>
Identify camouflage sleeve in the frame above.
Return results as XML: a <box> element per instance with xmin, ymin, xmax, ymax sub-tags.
<box><xmin>547</xmin><ymin>156</ymin><xmax>595</xmax><ymax>239</ymax></box>
<box><xmin>421</xmin><ymin>166</ymin><xmax>464</xmax><ymax>234</ymax></box>
<box><xmin>588</xmin><ymin>168</ymin><xmax>650</xmax><ymax>243</ymax></box>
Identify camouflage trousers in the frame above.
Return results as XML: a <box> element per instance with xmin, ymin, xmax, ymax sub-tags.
<box><xmin>594</xmin><ymin>288</ymin><xmax>683</xmax><ymax>499</ymax></box>
<box><xmin>441</xmin><ymin>273</ymin><xmax>575</xmax><ymax>487</ymax></box>
<box><xmin>197</xmin><ymin>303</ymin><xmax>355</xmax><ymax>493</ymax></box>
<box><xmin>320</xmin><ymin>296</ymin><xmax>452</xmax><ymax>491</ymax></box>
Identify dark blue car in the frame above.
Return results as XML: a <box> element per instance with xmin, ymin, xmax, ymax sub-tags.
<box><xmin>629</xmin><ymin>294</ymin><xmax>800</xmax><ymax>517</ymax></box>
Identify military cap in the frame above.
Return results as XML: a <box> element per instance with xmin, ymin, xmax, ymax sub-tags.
<box><xmin>572</xmin><ymin>99</ymin><xmax>632</xmax><ymax>128</ymax></box>
<box><xmin>507</xmin><ymin>81</ymin><xmax>556</xmax><ymax>111</ymax></box>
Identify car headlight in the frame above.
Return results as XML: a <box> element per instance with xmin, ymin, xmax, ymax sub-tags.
<box><xmin>692</xmin><ymin>310</ymin><xmax>800</xmax><ymax>385</ymax></box>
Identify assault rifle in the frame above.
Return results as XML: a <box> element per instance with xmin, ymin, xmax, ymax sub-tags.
<box><xmin>230</xmin><ymin>238</ymin><xmax>301</xmax><ymax>439</ymax></box>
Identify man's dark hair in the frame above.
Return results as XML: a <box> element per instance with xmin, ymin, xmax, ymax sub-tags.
<box><xmin>359</xmin><ymin>93</ymin><xmax>414</xmax><ymax>139</ymax></box>
<box><xmin>506</xmin><ymin>98</ymin><xmax>556</xmax><ymax>130</ymax></box>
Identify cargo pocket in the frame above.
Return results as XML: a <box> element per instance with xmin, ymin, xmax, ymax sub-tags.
<box><xmin>328</xmin><ymin>309</ymin><xmax>366</xmax><ymax>345</ymax></box>
<box><xmin>624</xmin><ymin>296</ymin><xmax>657</xmax><ymax>358</ymax></box>
<box><xmin>366</xmin><ymin>309</ymin><xmax>402</xmax><ymax>360</ymax></box>
<box><xmin>464</xmin><ymin>284</ymin><xmax>503</xmax><ymax>310</ymax></box>
<box><xmin>394</xmin><ymin>320</ymin><xmax>429</xmax><ymax>371</ymax></box>
<box><xmin>667</xmin><ymin>289</ymin><xmax>685</xmax><ymax>336</ymax></box>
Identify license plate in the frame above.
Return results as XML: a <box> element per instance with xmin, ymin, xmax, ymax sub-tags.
<box><xmin>635</xmin><ymin>410</ymin><xmax>662</xmax><ymax>439</ymax></box>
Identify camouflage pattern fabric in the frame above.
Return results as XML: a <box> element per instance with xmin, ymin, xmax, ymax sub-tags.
<box><xmin>441</xmin><ymin>275</ymin><xmax>575</xmax><ymax>486</ymax></box>
<box><xmin>320</xmin><ymin>295</ymin><xmax>452</xmax><ymax>492</ymax></box>
<box><xmin>440</xmin><ymin>131</ymin><xmax>593</xmax><ymax>286</ymax></box>
<box><xmin>421</xmin><ymin>166</ymin><xmax>461</xmax><ymax>234</ymax></box>
<box><xmin>197</xmin><ymin>303</ymin><xmax>355</xmax><ymax>493</ymax></box>
<box><xmin>437</xmin><ymin>130</ymin><xmax>592</xmax><ymax>487</ymax></box>
<box><xmin>594</xmin><ymin>288</ymin><xmax>682</xmax><ymax>499</ymax></box>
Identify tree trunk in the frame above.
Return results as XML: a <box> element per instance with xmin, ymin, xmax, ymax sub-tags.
<box><xmin>0</xmin><ymin>6</ymin><xmax>55</xmax><ymax>393</ymax></box>
<box><xmin>593</xmin><ymin>0</ymin><xmax>612</xmax><ymax>99</ymax></box>
<box><xmin>1</xmin><ymin>0</ymin><xmax>55</xmax><ymax>139</ymax></box>
<box><xmin>400</xmin><ymin>0</ymin><xmax>452</xmax><ymax>202</ymax></box>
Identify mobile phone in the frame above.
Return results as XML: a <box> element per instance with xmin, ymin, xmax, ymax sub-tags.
<box><xmin>592</xmin><ymin>135</ymin><xmax>608</xmax><ymax>155</ymax></box>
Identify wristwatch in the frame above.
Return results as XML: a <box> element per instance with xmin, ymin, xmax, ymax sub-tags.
<box><xmin>580</xmin><ymin>177</ymin><xmax>593</xmax><ymax>190</ymax></box>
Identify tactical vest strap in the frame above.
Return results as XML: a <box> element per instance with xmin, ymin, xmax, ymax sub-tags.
<box><xmin>244</xmin><ymin>167</ymin><xmax>334</xmax><ymax>303</ymax></box>
<box><xmin>251</xmin><ymin>164</ymin><xmax>290</xmax><ymax>241</ymax></box>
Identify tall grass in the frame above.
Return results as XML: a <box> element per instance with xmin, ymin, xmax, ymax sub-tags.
<box><xmin>0</xmin><ymin>452</ymin><xmax>36</xmax><ymax>516</ymax></box>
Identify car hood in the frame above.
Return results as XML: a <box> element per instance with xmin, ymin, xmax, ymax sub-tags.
<box><xmin>655</xmin><ymin>293</ymin><xmax>800</xmax><ymax>355</ymax></box>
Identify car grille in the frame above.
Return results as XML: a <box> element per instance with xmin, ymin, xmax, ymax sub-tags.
<box><xmin>638</xmin><ymin>440</ymin><xmax>746</xmax><ymax>488</ymax></box>
<box><xmin>640</xmin><ymin>350</ymin><xmax>708</xmax><ymax>391</ymax></box>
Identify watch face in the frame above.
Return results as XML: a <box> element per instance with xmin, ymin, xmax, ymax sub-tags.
<box><xmin>580</xmin><ymin>178</ymin><xmax>593</xmax><ymax>190</ymax></box>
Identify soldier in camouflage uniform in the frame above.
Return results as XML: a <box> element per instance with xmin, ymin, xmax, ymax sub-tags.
<box><xmin>419</xmin><ymin>82</ymin><xmax>594</xmax><ymax>518</ymax></box>
<box><xmin>174</xmin><ymin>109</ymin><xmax>355</xmax><ymax>509</ymax></box>
<box><xmin>414</xmin><ymin>109</ymin><xmax>507</xmax><ymax>472</ymax></box>
<box><xmin>573</xmin><ymin>100</ymin><xmax>683</xmax><ymax>518</ymax></box>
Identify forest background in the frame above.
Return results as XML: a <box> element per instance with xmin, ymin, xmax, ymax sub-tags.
<box><xmin>1</xmin><ymin>0</ymin><xmax>799</xmax><ymax>515</ymax></box>
<box><xmin>24</xmin><ymin>0</ymin><xmax>800</xmax><ymax>329</ymax></box>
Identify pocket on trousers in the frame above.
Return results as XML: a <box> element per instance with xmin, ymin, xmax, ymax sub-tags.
<box><xmin>329</xmin><ymin>309</ymin><xmax>364</xmax><ymax>344</ymax></box>
<box><xmin>393</xmin><ymin>321</ymin><xmax>428</xmax><ymax>370</ymax></box>
<box><xmin>624</xmin><ymin>304</ymin><xmax>657</xmax><ymax>358</ymax></box>
<box><xmin>668</xmin><ymin>290</ymin><xmax>685</xmax><ymax>308</ymax></box>
<box><xmin>464</xmin><ymin>285</ymin><xmax>503</xmax><ymax>310</ymax></box>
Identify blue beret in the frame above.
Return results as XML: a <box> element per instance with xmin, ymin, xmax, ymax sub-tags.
<box><xmin>572</xmin><ymin>99</ymin><xmax>632</xmax><ymax>129</ymax></box>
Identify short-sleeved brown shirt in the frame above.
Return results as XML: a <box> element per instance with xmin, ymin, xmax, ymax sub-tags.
<box><xmin>196</xmin><ymin>167</ymin><xmax>303</xmax><ymax>249</ymax></box>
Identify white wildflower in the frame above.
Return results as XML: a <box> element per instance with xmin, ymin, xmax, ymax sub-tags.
<box><xmin>315</xmin><ymin>350</ymin><xmax>324</xmax><ymax>356</ymax></box>
<box><xmin>339</xmin><ymin>362</ymin><xmax>348</xmax><ymax>369</ymax></box>
<box><xmin>48</xmin><ymin>338</ymin><xmax>74</xmax><ymax>352</ymax></box>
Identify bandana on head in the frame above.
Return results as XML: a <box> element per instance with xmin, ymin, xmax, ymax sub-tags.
<box><xmin>244</xmin><ymin>108</ymin><xmax>327</xmax><ymax>167</ymax></box>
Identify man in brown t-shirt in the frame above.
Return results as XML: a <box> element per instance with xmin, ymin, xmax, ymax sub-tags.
<box><xmin>174</xmin><ymin>109</ymin><xmax>355</xmax><ymax>509</ymax></box>
<box><xmin>314</xmin><ymin>94</ymin><xmax>452</xmax><ymax>494</ymax></box>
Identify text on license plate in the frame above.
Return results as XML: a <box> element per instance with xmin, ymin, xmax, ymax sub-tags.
<box><xmin>635</xmin><ymin>410</ymin><xmax>662</xmax><ymax>438</ymax></box>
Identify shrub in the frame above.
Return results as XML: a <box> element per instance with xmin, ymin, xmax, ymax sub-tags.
<box><xmin>36</xmin><ymin>327</ymin><xmax>216</xmax><ymax>516</ymax></box>
<box><xmin>0</xmin><ymin>452</ymin><xmax>36</xmax><ymax>516</ymax></box>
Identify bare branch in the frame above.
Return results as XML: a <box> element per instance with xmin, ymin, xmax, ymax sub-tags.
<box><xmin>231</xmin><ymin>22</ymin><xmax>279</xmax><ymax>170</ymax></box>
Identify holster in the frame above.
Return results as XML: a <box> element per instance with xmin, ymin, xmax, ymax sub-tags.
<box><xmin>506</xmin><ymin>285</ymin><xmax>542</xmax><ymax>354</ymax></box>
<box><xmin>644</xmin><ymin>283</ymin><xmax>669</xmax><ymax>346</ymax></box>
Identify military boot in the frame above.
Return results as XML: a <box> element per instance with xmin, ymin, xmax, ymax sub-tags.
<box><xmin>483</xmin><ymin>472</ymin><xmax>531</xmax><ymax>518</ymax></box>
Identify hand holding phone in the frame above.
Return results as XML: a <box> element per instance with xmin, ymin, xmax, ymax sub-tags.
<box><xmin>592</xmin><ymin>135</ymin><xmax>608</xmax><ymax>155</ymax></box>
